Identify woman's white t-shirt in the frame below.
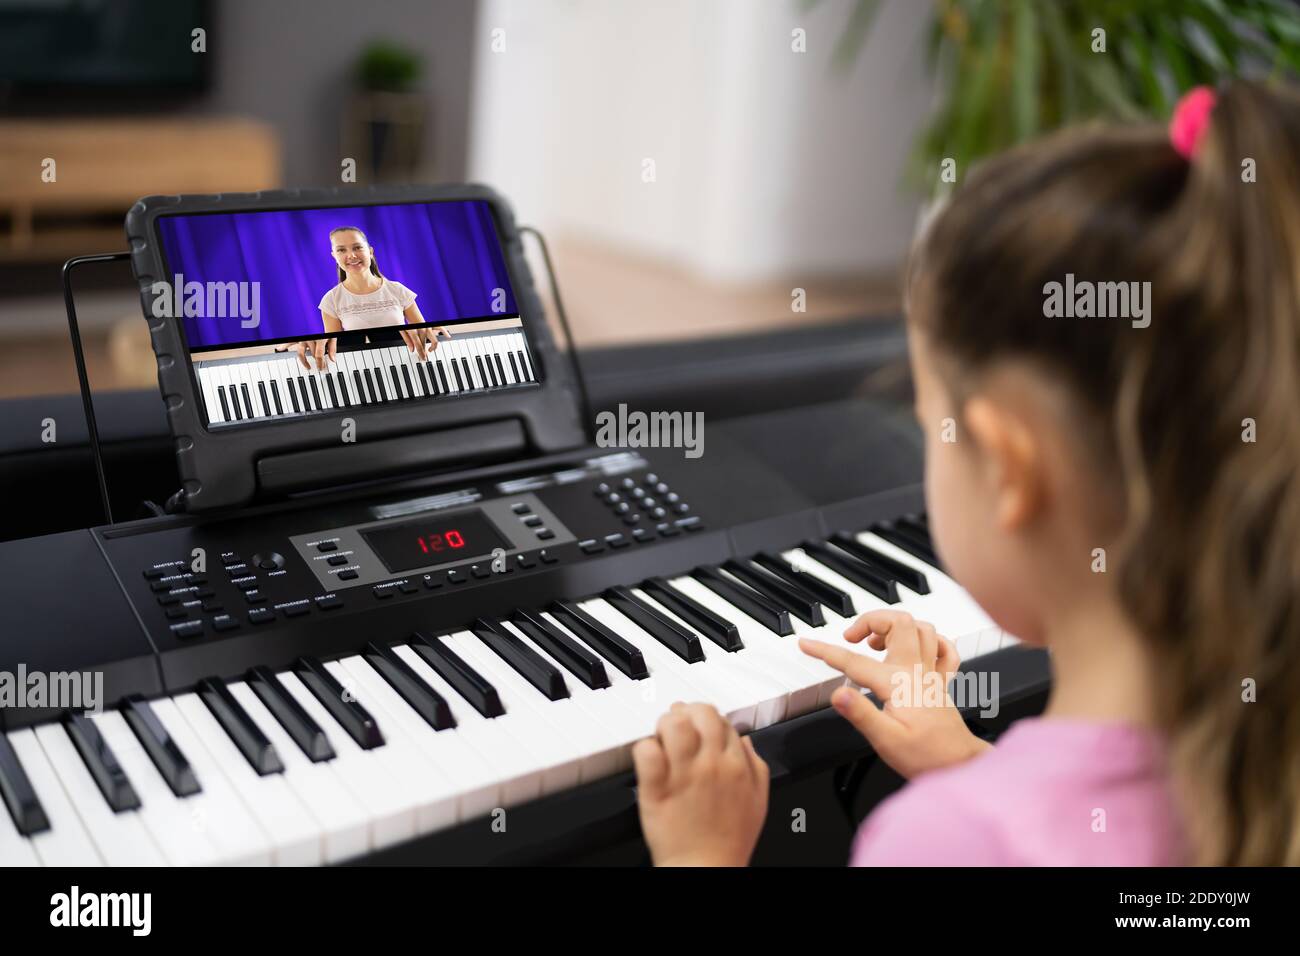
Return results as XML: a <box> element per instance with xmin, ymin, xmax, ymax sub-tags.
<box><xmin>318</xmin><ymin>278</ymin><xmax>417</xmax><ymax>331</ymax></box>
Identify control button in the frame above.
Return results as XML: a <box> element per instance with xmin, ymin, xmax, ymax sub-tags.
<box><xmin>187</xmin><ymin>576</ymin><xmax>208</xmax><ymax>587</ymax></box>
<box><xmin>150</xmin><ymin>579</ymin><xmax>175</xmax><ymax>592</ymax></box>
<box><xmin>315</xmin><ymin>594</ymin><xmax>343</xmax><ymax>610</ymax></box>
<box><xmin>658</xmin><ymin>522</ymin><xmax>680</xmax><ymax>537</ymax></box>
<box><xmin>373</xmin><ymin>585</ymin><xmax>394</xmax><ymax>600</ymax></box>
<box><xmin>337</xmin><ymin>569</ymin><xmax>359</xmax><ymax>581</ymax></box>
<box><xmin>470</xmin><ymin>565</ymin><xmax>491</xmax><ymax>580</ymax></box>
<box><xmin>645</xmin><ymin>473</ymin><xmax>659</xmax><ymax>484</ymax></box>
<box><xmin>422</xmin><ymin>573</ymin><xmax>442</xmax><ymax>590</ymax></box>
<box><xmin>224</xmin><ymin>563</ymin><xmax>249</xmax><ymax>575</ymax></box>
<box><xmin>252</xmin><ymin>552</ymin><xmax>286</xmax><ymax>571</ymax></box>
<box><xmin>221</xmin><ymin>552</ymin><xmax>243</xmax><ymax>566</ymax></box>
<box><xmin>642</xmin><ymin>497</ymin><xmax>656</xmax><ymax>508</ymax></box>
<box><xmin>446</xmin><ymin>569</ymin><xmax>467</xmax><ymax>584</ymax></box>
<box><xmin>666</xmin><ymin>492</ymin><xmax>680</xmax><ymax>504</ymax></box>
<box><xmin>536</xmin><ymin>529</ymin><xmax>555</xmax><ymax>540</ymax></box>
<box><xmin>579</xmin><ymin>539</ymin><xmax>604</xmax><ymax>555</ymax></box>
<box><xmin>201</xmin><ymin>598</ymin><xmax>223</xmax><ymax>613</ymax></box>
<box><xmin>511</xmin><ymin>502</ymin><xmax>531</xmax><ymax>514</ymax></box>
<box><xmin>604</xmin><ymin>533</ymin><xmax>630</xmax><ymax>549</ymax></box>
<box><xmin>398</xmin><ymin>581</ymin><xmax>419</xmax><ymax>594</ymax></box>
<box><xmin>164</xmin><ymin>607</ymin><xmax>188</xmax><ymax>620</ymax></box>
<box><xmin>623</xmin><ymin>513</ymin><xmax>642</xmax><ymax>526</ymax></box>
<box><xmin>632</xmin><ymin>528</ymin><xmax>652</xmax><ymax>543</ymax></box>
<box><xmin>243</xmin><ymin>589</ymin><xmax>266</xmax><ymax>603</ymax></box>
<box><xmin>281</xmin><ymin>603</ymin><xmax>311</xmax><ymax>618</ymax></box>
<box><xmin>677</xmin><ymin>516</ymin><xmax>703</xmax><ymax>531</ymax></box>
<box><xmin>327</xmin><ymin>554</ymin><xmax>349</xmax><ymax>566</ymax></box>
<box><xmin>157</xmin><ymin>593</ymin><xmax>181</xmax><ymax>606</ymax></box>
<box><xmin>316</xmin><ymin>542</ymin><xmax>338</xmax><ymax>553</ymax></box>
<box><xmin>606</xmin><ymin>492</ymin><xmax>621</xmax><ymax>504</ymax></box>
<box><xmin>522</xmin><ymin>515</ymin><xmax>543</xmax><ymax>527</ymax></box>
<box><xmin>248</xmin><ymin>608</ymin><xmax>275</xmax><ymax>624</ymax></box>
<box><xmin>212</xmin><ymin>614</ymin><xmax>240</xmax><ymax>632</ymax></box>
<box><xmin>675</xmin><ymin>503</ymin><xmax>690</xmax><ymax>514</ymax></box>
<box><xmin>655</xmin><ymin>482</ymin><xmax>669</xmax><ymax>495</ymax></box>
<box><xmin>143</xmin><ymin>567</ymin><xmax>167</xmax><ymax>580</ymax></box>
<box><xmin>235</xmin><ymin>578</ymin><xmax>258</xmax><ymax>591</ymax></box>
<box><xmin>631</xmin><ymin>487</ymin><xmax>646</xmax><ymax>499</ymax></box>
<box><xmin>196</xmin><ymin>588</ymin><xmax>216</xmax><ymax>599</ymax></box>
<box><xmin>539</xmin><ymin>549</ymin><xmax>558</xmax><ymax>564</ymax></box>
<box><xmin>621</xmin><ymin>477</ymin><xmax>636</xmax><ymax>489</ymax></box>
<box><xmin>515</xmin><ymin>553</ymin><xmax>536</xmax><ymax>569</ymax></box>
<box><xmin>170</xmin><ymin>620</ymin><xmax>202</xmax><ymax>638</ymax></box>
<box><xmin>595</xmin><ymin>482</ymin><xmax>611</xmax><ymax>496</ymax></box>
<box><xmin>651</xmin><ymin>507</ymin><xmax>667</xmax><ymax>520</ymax></box>
<box><xmin>615</xmin><ymin>502</ymin><xmax>631</xmax><ymax>515</ymax></box>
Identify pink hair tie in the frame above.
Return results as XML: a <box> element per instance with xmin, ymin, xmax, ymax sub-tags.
<box><xmin>1169</xmin><ymin>86</ymin><xmax>1217</xmax><ymax>160</ymax></box>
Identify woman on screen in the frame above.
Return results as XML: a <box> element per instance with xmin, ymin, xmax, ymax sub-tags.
<box><xmin>288</xmin><ymin>225</ymin><xmax>450</xmax><ymax>369</ymax></box>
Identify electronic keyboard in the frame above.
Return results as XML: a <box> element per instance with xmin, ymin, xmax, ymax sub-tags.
<box><xmin>195</xmin><ymin>329</ymin><xmax>536</xmax><ymax>425</ymax></box>
<box><xmin>0</xmin><ymin>442</ymin><xmax>1046</xmax><ymax>867</ymax></box>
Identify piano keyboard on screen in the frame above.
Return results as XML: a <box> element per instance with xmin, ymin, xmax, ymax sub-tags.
<box><xmin>196</xmin><ymin>329</ymin><xmax>536</xmax><ymax>426</ymax></box>
<box><xmin>0</xmin><ymin>517</ymin><xmax>1016</xmax><ymax>866</ymax></box>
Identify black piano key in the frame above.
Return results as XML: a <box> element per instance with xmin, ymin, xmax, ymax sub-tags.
<box><xmin>308</xmin><ymin>375</ymin><xmax>324</xmax><ymax>410</ymax></box>
<box><xmin>512</xmin><ymin>608</ymin><xmax>610</xmax><ymax>689</ymax></box>
<box><xmin>370</xmin><ymin>367</ymin><xmax>386</xmax><ymax>401</ymax></box>
<box><xmin>400</xmin><ymin>363</ymin><xmax>415</xmax><ymax>398</ymax></box>
<box><xmin>471</xmin><ymin>619</ymin><xmax>569</xmax><ymax>701</ymax></box>
<box><xmin>461</xmin><ymin>357</ymin><xmax>475</xmax><ymax>388</ymax></box>
<box><xmin>217</xmin><ymin>386</ymin><xmax>232</xmax><ymax>422</ymax></box>
<box><xmin>295</xmin><ymin>657</ymin><xmax>384</xmax><ymax>749</ymax></box>
<box><xmin>802</xmin><ymin>541</ymin><xmax>901</xmax><ymax>603</ymax></box>
<box><xmin>324</xmin><ymin>373</ymin><xmax>341</xmax><ymax>408</ymax></box>
<box><xmin>451</xmin><ymin>359</ymin><xmax>465</xmax><ymax>391</ymax></box>
<box><xmin>896</xmin><ymin>514</ymin><xmax>932</xmax><ymax>541</ymax></box>
<box><xmin>475</xmin><ymin>355</ymin><xmax>490</xmax><ymax>387</ymax></box>
<box><xmin>752</xmin><ymin>552</ymin><xmax>855</xmax><ymax>618</ymax></box>
<box><xmin>351</xmin><ymin>369</ymin><xmax>368</xmax><ymax>404</ymax></box>
<box><xmin>516</xmin><ymin>350</ymin><xmax>529</xmax><ymax>380</ymax></box>
<box><xmin>64</xmin><ymin>711</ymin><xmax>141</xmax><ymax>812</ymax></box>
<box><xmin>197</xmin><ymin>677</ymin><xmax>283</xmax><ymax>775</ymax></box>
<box><xmin>295</xmin><ymin>376</ymin><xmax>310</xmax><ymax>410</ymax></box>
<box><xmin>508</xmin><ymin>352</ymin><xmax>521</xmax><ymax>383</ymax></box>
<box><xmin>641</xmin><ymin>577</ymin><xmax>744</xmax><ymax>651</ymax></box>
<box><xmin>228</xmin><ymin>385</ymin><xmax>243</xmax><ymax>420</ymax></box>
<box><xmin>388</xmin><ymin>365</ymin><xmax>404</xmax><ymax>400</ymax></box>
<box><xmin>423</xmin><ymin>361</ymin><xmax>439</xmax><ymax>395</ymax></box>
<box><xmin>334</xmin><ymin>371</ymin><xmax>352</xmax><ymax>406</ymax></box>
<box><xmin>829</xmin><ymin>531</ymin><xmax>930</xmax><ymax>594</ymax></box>
<box><xmin>365</xmin><ymin>642</ymin><xmax>456</xmax><ymax>730</ymax></box>
<box><xmin>0</xmin><ymin>731</ymin><xmax>50</xmax><ymax>835</ymax></box>
<box><xmin>257</xmin><ymin>381</ymin><xmax>272</xmax><ymax>418</ymax></box>
<box><xmin>411</xmin><ymin>633</ymin><xmax>504</xmax><ymax>718</ymax></box>
<box><xmin>494</xmin><ymin>353</ymin><xmax>508</xmax><ymax>386</ymax></box>
<box><xmin>240</xmin><ymin>383</ymin><xmax>256</xmax><ymax>417</ymax></box>
<box><xmin>869</xmin><ymin>522</ymin><xmax>940</xmax><ymax>570</ymax></box>
<box><xmin>722</xmin><ymin>559</ymin><xmax>826</xmax><ymax>627</ymax></box>
<box><xmin>432</xmin><ymin>360</ymin><xmax>446</xmax><ymax>393</ymax></box>
<box><xmin>247</xmin><ymin>666</ymin><xmax>334</xmax><ymax>762</ymax></box>
<box><xmin>692</xmin><ymin>566</ymin><xmax>793</xmax><ymax>636</ymax></box>
<box><xmin>269</xmin><ymin>380</ymin><xmax>284</xmax><ymax>416</ymax></box>
<box><xmin>603</xmin><ymin>585</ymin><xmax>705</xmax><ymax>662</ymax></box>
<box><xmin>287</xmin><ymin>378</ymin><xmax>301</xmax><ymax>413</ymax></box>
<box><xmin>122</xmin><ymin>695</ymin><xmax>200</xmax><ymax>797</ymax></box>
<box><xmin>548</xmin><ymin>601</ymin><xmax>650</xmax><ymax>679</ymax></box>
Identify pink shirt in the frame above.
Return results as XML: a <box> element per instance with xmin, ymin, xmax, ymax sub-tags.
<box><xmin>849</xmin><ymin>719</ymin><xmax>1185</xmax><ymax>866</ymax></box>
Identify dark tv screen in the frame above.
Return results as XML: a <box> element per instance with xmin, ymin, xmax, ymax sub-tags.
<box><xmin>0</xmin><ymin>0</ymin><xmax>207</xmax><ymax>92</ymax></box>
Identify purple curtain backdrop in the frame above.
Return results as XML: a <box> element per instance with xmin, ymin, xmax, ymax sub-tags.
<box><xmin>156</xmin><ymin>199</ymin><xmax>517</xmax><ymax>348</ymax></box>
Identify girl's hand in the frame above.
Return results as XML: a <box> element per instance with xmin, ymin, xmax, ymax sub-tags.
<box><xmin>399</xmin><ymin>326</ymin><xmax>450</xmax><ymax>360</ymax></box>
<box><xmin>799</xmin><ymin>611</ymin><xmax>991</xmax><ymax>780</ymax></box>
<box><xmin>632</xmin><ymin>702</ymin><xmax>769</xmax><ymax>866</ymax></box>
<box><xmin>290</xmin><ymin>338</ymin><xmax>336</xmax><ymax>370</ymax></box>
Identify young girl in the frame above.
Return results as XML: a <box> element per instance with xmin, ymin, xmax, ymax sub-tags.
<box><xmin>289</xmin><ymin>226</ymin><xmax>449</xmax><ymax>369</ymax></box>
<box><xmin>633</xmin><ymin>80</ymin><xmax>1300</xmax><ymax>867</ymax></box>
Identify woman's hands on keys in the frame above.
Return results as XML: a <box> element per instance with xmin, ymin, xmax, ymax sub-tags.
<box><xmin>633</xmin><ymin>702</ymin><xmax>769</xmax><ymax>867</ymax></box>
<box><xmin>290</xmin><ymin>338</ymin><xmax>337</xmax><ymax>369</ymax></box>
<box><xmin>399</xmin><ymin>325</ymin><xmax>451</xmax><ymax>360</ymax></box>
<box><xmin>799</xmin><ymin>610</ymin><xmax>991</xmax><ymax>780</ymax></box>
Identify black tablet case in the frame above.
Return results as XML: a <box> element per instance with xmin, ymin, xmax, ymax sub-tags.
<box><xmin>125</xmin><ymin>184</ymin><xmax>588</xmax><ymax>513</ymax></box>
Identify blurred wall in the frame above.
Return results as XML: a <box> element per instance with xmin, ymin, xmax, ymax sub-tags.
<box><xmin>186</xmin><ymin>0</ymin><xmax>478</xmax><ymax>187</ymax></box>
<box><xmin>467</xmin><ymin>0</ymin><xmax>935</xmax><ymax>282</ymax></box>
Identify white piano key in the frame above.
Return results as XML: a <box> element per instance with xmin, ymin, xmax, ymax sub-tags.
<box><xmin>276</xmin><ymin>672</ymin><xmax>416</xmax><ymax>850</ymax></box>
<box><xmin>170</xmin><ymin>693</ymin><xmax>321</xmax><ymax>865</ymax></box>
<box><xmin>146</xmin><ymin>698</ymin><xmax>273</xmax><ymax>865</ymax></box>
<box><xmin>95</xmin><ymin>712</ymin><xmax>221</xmax><ymax>866</ymax></box>
<box><xmin>6</xmin><ymin>729</ymin><xmax>103</xmax><ymax>866</ymax></box>
<box><xmin>392</xmin><ymin>642</ymin><xmax>545</xmax><ymax>806</ymax></box>
<box><xmin>321</xmin><ymin>660</ymin><xmax>459</xmax><ymax>833</ymax></box>
<box><xmin>198</xmin><ymin>367</ymin><xmax>224</xmax><ymax>424</ymax></box>
<box><xmin>33</xmin><ymin>722</ymin><xmax>168</xmax><ymax>866</ymax></box>
<box><xmin>334</xmin><ymin>656</ymin><xmax>500</xmax><ymax>822</ymax></box>
<box><xmin>227</xmin><ymin>682</ymin><xmax>371</xmax><ymax>864</ymax></box>
<box><xmin>514</xmin><ymin>333</ymin><xmax>535</xmax><ymax>380</ymax></box>
<box><xmin>854</xmin><ymin>531</ymin><xmax>996</xmax><ymax>639</ymax></box>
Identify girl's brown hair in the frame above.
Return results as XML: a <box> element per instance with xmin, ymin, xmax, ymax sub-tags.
<box><xmin>329</xmin><ymin>226</ymin><xmax>383</xmax><ymax>283</ymax></box>
<box><xmin>909</xmin><ymin>80</ymin><xmax>1300</xmax><ymax>865</ymax></box>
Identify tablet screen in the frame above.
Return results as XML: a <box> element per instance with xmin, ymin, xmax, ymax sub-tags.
<box><xmin>153</xmin><ymin>199</ymin><xmax>540</xmax><ymax>428</ymax></box>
